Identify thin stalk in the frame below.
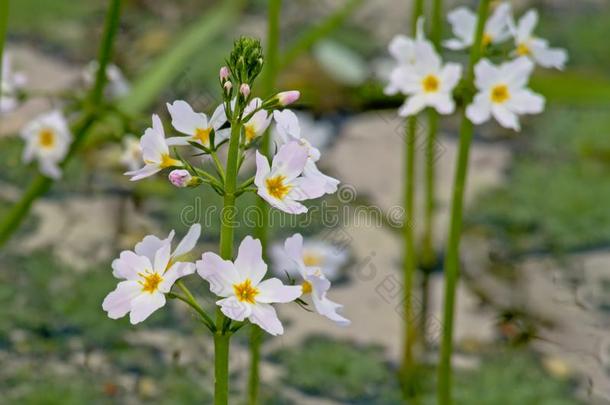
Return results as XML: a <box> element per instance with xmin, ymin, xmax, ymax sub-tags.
<box><xmin>0</xmin><ymin>0</ymin><xmax>9</xmax><ymax>85</ymax></box>
<box><xmin>437</xmin><ymin>1</ymin><xmax>491</xmax><ymax>404</ymax></box>
<box><xmin>0</xmin><ymin>0</ymin><xmax>122</xmax><ymax>248</ymax></box>
<box><xmin>419</xmin><ymin>0</ymin><xmax>444</xmax><ymax>346</ymax></box>
<box><xmin>248</xmin><ymin>2</ymin><xmax>281</xmax><ymax>404</ymax></box>
<box><xmin>214</xmin><ymin>332</ymin><xmax>231</xmax><ymax>405</ymax></box>
<box><xmin>213</xmin><ymin>113</ymin><xmax>243</xmax><ymax>405</ymax></box>
<box><xmin>400</xmin><ymin>0</ymin><xmax>425</xmax><ymax>386</ymax></box>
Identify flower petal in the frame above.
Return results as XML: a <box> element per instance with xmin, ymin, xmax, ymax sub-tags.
<box><xmin>167</xmin><ymin>100</ymin><xmax>207</xmax><ymax>136</ymax></box>
<box><xmin>173</xmin><ymin>223</ymin><xmax>201</xmax><ymax>258</ymax></box>
<box><xmin>102</xmin><ymin>280</ymin><xmax>141</xmax><ymax>319</ymax></box>
<box><xmin>196</xmin><ymin>252</ymin><xmax>240</xmax><ymax>297</ymax></box>
<box><xmin>249</xmin><ymin>303</ymin><xmax>284</xmax><ymax>335</ymax></box>
<box><xmin>234</xmin><ymin>236</ymin><xmax>267</xmax><ymax>285</ymax></box>
<box><xmin>256</xmin><ymin>278</ymin><xmax>303</xmax><ymax>303</ymax></box>
<box><xmin>218</xmin><ymin>296</ymin><xmax>251</xmax><ymax>321</ymax></box>
<box><xmin>129</xmin><ymin>292</ymin><xmax>166</xmax><ymax>324</ymax></box>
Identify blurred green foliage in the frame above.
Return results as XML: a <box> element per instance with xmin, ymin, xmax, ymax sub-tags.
<box><xmin>272</xmin><ymin>336</ymin><xmax>580</xmax><ymax>404</ymax></box>
<box><xmin>470</xmin><ymin>108</ymin><xmax>610</xmax><ymax>253</ymax></box>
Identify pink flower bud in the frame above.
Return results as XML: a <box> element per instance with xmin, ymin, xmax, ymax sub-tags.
<box><xmin>219</xmin><ymin>66</ymin><xmax>230</xmax><ymax>82</ymax></box>
<box><xmin>240</xmin><ymin>83</ymin><xmax>251</xmax><ymax>98</ymax></box>
<box><xmin>223</xmin><ymin>81</ymin><xmax>233</xmax><ymax>93</ymax></box>
<box><xmin>277</xmin><ymin>90</ymin><xmax>300</xmax><ymax>106</ymax></box>
<box><xmin>168</xmin><ymin>169</ymin><xmax>192</xmax><ymax>188</ymax></box>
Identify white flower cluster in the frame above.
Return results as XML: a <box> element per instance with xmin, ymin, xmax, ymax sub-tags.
<box><xmin>386</xmin><ymin>3</ymin><xmax>567</xmax><ymax>131</ymax></box>
<box><xmin>103</xmin><ymin>226</ymin><xmax>349</xmax><ymax>334</ymax></box>
<box><xmin>105</xmin><ymin>62</ymin><xmax>347</xmax><ymax>334</ymax></box>
<box><xmin>125</xmin><ymin>93</ymin><xmax>339</xmax><ymax>214</ymax></box>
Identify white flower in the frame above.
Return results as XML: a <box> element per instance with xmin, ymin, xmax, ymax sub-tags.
<box><xmin>444</xmin><ymin>3</ymin><xmax>512</xmax><ymax>50</ymax></box>
<box><xmin>120</xmin><ymin>135</ymin><xmax>142</xmax><ymax>172</ymax></box>
<box><xmin>103</xmin><ymin>224</ymin><xmax>200</xmax><ymax>324</ymax></box>
<box><xmin>395</xmin><ymin>45</ymin><xmax>462</xmax><ymax>117</ymax></box>
<box><xmin>271</xmin><ymin>237</ymin><xmax>348</xmax><ymax>282</ymax></box>
<box><xmin>125</xmin><ymin>114</ymin><xmax>182</xmax><ymax>181</ymax></box>
<box><xmin>280</xmin><ymin>234</ymin><xmax>350</xmax><ymax>326</ymax></box>
<box><xmin>384</xmin><ymin>17</ymin><xmax>426</xmax><ymax>96</ymax></box>
<box><xmin>1</xmin><ymin>53</ymin><xmax>26</xmax><ymax>113</ymax></box>
<box><xmin>510</xmin><ymin>10</ymin><xmax>568</xmax><ymax>70</ymax></box>
<box><xmin>466</xmin><ymin>57</ymin><xmax>545</xmax><ymax>131</ymax></box>
<box><xmin>196</xmin><ymin>236</ymin><xmax>302</xmax><ymax>336</ymax></box>
<box><xmin>83</xmin><ymin>62</ymin><xmax>130</xmax><ymax>99</ymax></box>
<box><xmin>20</xmin><ymin>110</ymin><xmax>72</xmax><ymax>179</ymax></box>
<box><xmin>242</xmin><ymin>98</ymin><xmax>271</xmax><ymax>144</ymax></box>
<box><xmin>166</xmin><ymin>100</ymin><xmax>229</xmax><ymax>148</ymax></box>
<box><xmin>272</xmin><ymin>110</ymin><xmax>339</xmax><ymax>194</ymax></box>
<box><xmin>255</xmin><ymin>141</ymin><xmax>326</xmax><ymax>214</ymax></box>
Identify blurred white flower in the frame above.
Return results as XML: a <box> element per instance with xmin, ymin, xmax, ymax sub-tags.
<box><xmin>509</xmin><ymin>10</ymin><xmax>568</xmax><ymax>70</ymax></box>
<box><xmin>444</xmin><ymin>2</ymin><xmax>512</xmax><ymax>50</ymax></box>
<box><xmin>83</xmin><ymin>61</ymin><xmax>130</xmax><ymax>99</ymax></box>
<box><xmin>395</xmin><ymin>45</ymin><xmax>462</xmax><ymax>117</ymax></box>
<box><xmin>125</xmin><ymin>114</ymin><xmax>183</xmax><ymax>181</ymax></box>
<box><xmin>120</xmin><ymin>135</ymin><xmax>142</xmax><ymax>172</ymax></box>
<box><xmin>196</xmin><ymin>236</ymin><xmax>302</xmax><ymax>336</ymax></box>
<box><xmin>466</xmin><ymin>57</ymin><xmax>545</xmax><ymax>131</ymax></box>
<box><xmin>384</xmin><ymin>17</ymin><xmax>427</xmax><ymax>96</ymax></box>
<box><xmin>272</xmin><ymin>110</ymin><xmax>339</xmax><ymax>194</ymax></box>
<box><xmin>1</xmin><ymin>53</ymin><xmax>26</xmax><ymax>113</ymax></box>
<box><xmin>165</xmin><ymin>100</ymin><xmax>229</xmax><ymax>148</ymax></box>
<box><xmin>20</xmin><ymin>110</ymin><xmax>72</xmax><ymax>179</ymax></box>
<box><xmin>281</xmin><ymin>234</ymin><xmax>350</xmax><ymax>326</ymax></box>
<box><xmin>255</xmin><ymin>141</ymin><xmax>327</xmax><ymax>214</ymax></box>
<box><xmin>271</xmin><ymin>236</ymin><xmax>348</xmax><ymax>282</ymax></box>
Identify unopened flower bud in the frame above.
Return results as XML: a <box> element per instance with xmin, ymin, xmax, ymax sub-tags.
<box><xmin>219</xmin><ymin>66</ymin><xmax>230</xmax><ymax>82</ymax></box>
<box><xmin>276</xmin><ymin>90</ymin><xmax>300</xmax><ymax>106</ymax></box>
<box><xmin>240</xmin><ymin>83</ymin><xmax>251</xmax><ymax>98</ymax></box>
<box><xmin>168</xmin><ymin>169</ymin><xmax>192</xmax><ymax>188</ymax></box>
<box><xmin>224</xmin><ymin>81</ymin><xmax>233</xmax><ymax>93</ymax></box>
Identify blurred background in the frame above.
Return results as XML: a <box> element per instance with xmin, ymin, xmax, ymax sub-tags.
<box><xmin>1</xmin><ymin>0</ymin><xmax>609</xmax><ymax>403</ymax></box>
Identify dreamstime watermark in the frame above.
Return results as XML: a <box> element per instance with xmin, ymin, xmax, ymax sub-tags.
<box><xmin>179</xmin><ymin>183</ymin><xmax>414</xmax><ymax>231</ymax></box>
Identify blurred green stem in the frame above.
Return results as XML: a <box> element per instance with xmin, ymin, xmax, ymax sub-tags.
<box><xmin>0</xmin><ymin>0</ymin><xmax>9</xmax><ymax>85</ymax></box>
<box><xmin>249</xmin><ymin>2</ymin><xmax>281</xmax><ymax>403</ymax></box>
<box><xmin>400</xmin><ymin>0</ymin><xmax>424</xmax><ymax>392</ymax></box>
<box><xmin>0</xmin><ymin>0</ymin><xmax>122</xmax><ymax>248</ymax></box>
<box><xmin>419</xmin><ymin>0</ymin><xmax>444</xmax><ymax>345</ymax></box>
<box><xmin>437</xmin><ymin>1</ymin><xmax>491</xmax><ymax>404</ymax></box>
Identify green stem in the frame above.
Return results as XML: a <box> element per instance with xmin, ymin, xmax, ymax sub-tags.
<box><xmin>248</xmin><ymin>2</ymin><xmax>281</xmax><ymax>403</ymax></box>
<box><xmin>437</xmin><ymin>1</ymin><xmax>491</xmax><ymax>404</ymax></box>
<box><xmin>0</xmin><ymin>0</ymin><xmax>122</xmax><ymax>248</ymax></box>
<box><xmin>213</xmin><ymin>112</ymin><xmax>243</xmax><ymax>405</ymax></box>
<box><xmin>0</xmin><ymin>0</ymin><xmax>9</xmax><ymax>86</ymax></box>
<box><xmin>214</xmin><ymin>332</ymin><xmax>231</xmax><ymax>405</ymax></box>
<box><xmin>400</xmin><ymin>0</ymin><xmax>424</xmax><ymax>387</ymax></box>
<box><xmin>176</xmin><ymin>281</ymin><xmax>216</xmax><ymax>331</ymax></box>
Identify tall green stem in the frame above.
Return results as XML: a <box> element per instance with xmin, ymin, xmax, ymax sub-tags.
<box><xmin>419</xmin><ymin>0</ymin><xmax>444</xmax><ymax>344</ymax></box>
<box><xmin>214</xmin><ymin>113</ymin><xmax>243</xmax><ymax>405</ymax></box>
<box><xmin>0</xmin><ymin>0</ymin><xmax>9</xmax><ymax>85</ymax></box>
<box><xmin>437</xmin><ymin>1</ymin><xmax>490</xmax><ymax>404</ymax></box>
<box><xmin>0</xmin><ymin>0</ymin><xmax>122</xmax><ymax>248</ymax></box>
<box><xmin>249</xmin><ymin>2</ymin><xmax>281</xmax><ymax>403</ymax></box>
<box><xmin>400</xmin><ymin>0</ymin><xmax>424</xmax><ymax>384</ymax></box>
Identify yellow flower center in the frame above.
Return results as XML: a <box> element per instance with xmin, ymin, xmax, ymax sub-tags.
<box><xmin>265</xmin><ymin>175</ymin><xmax>291</xmax><ymax>200</ymax></box>
<box><xmin>233</xmin><ymin>279</ymin><xmax>259</xmax><ymax>304</ymax></box>
<box><xmin>38</xmin><ymin>129</ymin><xmax>56</xmax><ymax>149</ymax></box>
<box><xmin>482</xmin><ymin>33</ymin><xmax>493</xmax><ymax>46</ymax></box>
<box><xmin>139</xmin><ymin>272</ymin><xmax>163</xmax><ymax>293</ymax></box>
<box><xmin>160</xmin><ymin>154</ymin><xmax>181</xmax><ymax>169</ymax></box>
<box><xmin>194</xmin><ymin>127</ymin><xmax>212</xmax><ymax>145</ymax></box>
<box><xmin>301</xmin><ymin>280</ymin><xmax>312</xmax><ymax>294</ymax></box>
<box><xmin>516</xmin><ymin>42</ymin><xmax>531</xmax><ymax>56</ymax></box>
<box><xmin>244</xmin><ymin>124</ymin><xmax>257</xmax><ymax>142</ymax></box>
<box><xmin>422</xmin><ymin>74</ymin><xmax>440</xmax><ymax>93</ymax></box>
<box><xmin>490</xmin><ymin>84</ymin><xmax>510</xmax><ymax>104</ymax></box>
<box><xmin>303</xmin><ymin>252</ymin><xmax>323</xmax><ymax>267</ymax></box>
